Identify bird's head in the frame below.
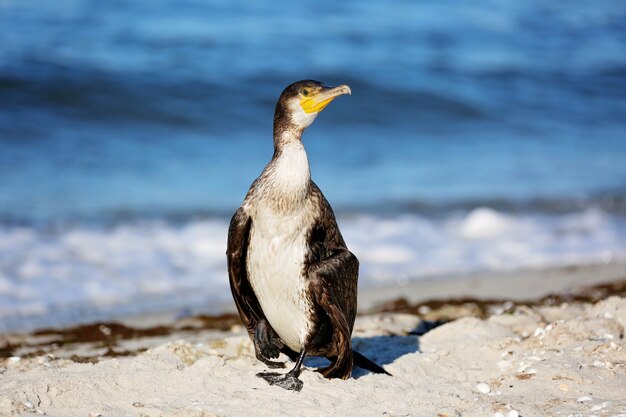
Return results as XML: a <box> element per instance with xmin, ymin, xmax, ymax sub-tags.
<box><xmin>274</xmin><ymin>80</ymin><xmax>351</xmax><ymax>132</ymax></box>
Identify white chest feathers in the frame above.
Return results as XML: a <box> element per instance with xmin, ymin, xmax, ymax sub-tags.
<box><xmin>247</xmin><ymin>203</ymin><xmax>314</xmax><ymax>351</ymax></box>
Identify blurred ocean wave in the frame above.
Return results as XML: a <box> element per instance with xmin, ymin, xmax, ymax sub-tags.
<box><xmin>3</xmin><ymin>60</ymin><xmax>626</xmax><ymax>130</ymax></box>
<box><xmin>0</xmin><ymin>66</ymin><xmax>488</xmax><ymax>132</ymax></box>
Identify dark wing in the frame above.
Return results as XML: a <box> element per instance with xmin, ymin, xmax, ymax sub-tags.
<box><xmin>305</xmin><ymin>183</ymin><xmax>359</xmax><ymax>379</ymax></box>
<box><xmin>306</xmin><ymin>182</ymin><xmax>359</xmax><ymax>328</ymax></box>
<box><xmin>226</xmin><ymin>207</ymin><xmax>264</xmax><ymax>338</ymax></box>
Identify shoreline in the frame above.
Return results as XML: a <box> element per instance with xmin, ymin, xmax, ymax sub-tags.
<box><xmin>7</xmin><ymin>260</ymin><xmax>623</xmax><ymax>334</ymax></box>
<box><xmin>358</xmin><ymin>260</ymin><xmax>626</xmax><ymax>312</ymax></box>
<box><xmin>1</xmin><ymin>261</ymin><xmax>624</xmax><ymax>361</ymax></box>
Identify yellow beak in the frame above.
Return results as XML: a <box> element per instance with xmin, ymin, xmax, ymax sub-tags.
<box><xmin>300</xmin><ymin>84</ymin><xmax>352</xmax><ymax>114</ymax></box>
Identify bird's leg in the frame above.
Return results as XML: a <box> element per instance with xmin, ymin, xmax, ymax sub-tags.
<box><xmin>254</xmin><ymin>319</ymin><xmax>285</xmax><ymax>369</ymax></box>
<box><xmin>257</xmin><ymin>349</ymin><xmax>306</xmax><ymax>391</ymax></box>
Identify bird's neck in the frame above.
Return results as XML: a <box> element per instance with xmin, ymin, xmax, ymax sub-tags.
<box><xmin>262</xmin><ymin>133</ymin><xmax>311</xmax><ymax>209</ymax></box>
<box><xmin>273</xmin><ymin>128</ymin><xmax>303</xmax><ymax>153</ymax></box>
<box><xmin>259</xmin><ymin>106</ymin><xmax>311</xmax><ymax>210</ymax></box>
<box><xmin>273</xmin><ymin>114</ymin><xmax>304</xmax><ymax>152</ymax></box>
<box><xmin>273</xmin><ymin>100</ymin><xmax>312</xmax><ymax>152</ymax></box>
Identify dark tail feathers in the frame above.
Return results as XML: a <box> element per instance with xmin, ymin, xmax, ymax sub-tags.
<box><xmin>352</xmin><ymin>350</ymin><xmax>392</xmax><ymax>376</ymax></box>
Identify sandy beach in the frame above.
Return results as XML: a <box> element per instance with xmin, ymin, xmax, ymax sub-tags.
<box><xmin>3</xmin><ymin>0</ymin><xmax>626</xmax><ymax>415</ymax></box>
<box><xmin>1</xmin><ymin>262</ymin><xmax>625</xmax><ymax>417</ymax></box>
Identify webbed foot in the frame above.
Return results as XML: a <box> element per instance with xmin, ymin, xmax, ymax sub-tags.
<box><xmin>256</xmin><ymin>371</ymin><xmax>303</xmax><ymax>392</ymax></box>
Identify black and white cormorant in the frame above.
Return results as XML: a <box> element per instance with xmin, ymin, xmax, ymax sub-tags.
<box><xmin>227</xmin><ymin>80</ymin><xmax>390</xmax><ymax>391</ymax></box>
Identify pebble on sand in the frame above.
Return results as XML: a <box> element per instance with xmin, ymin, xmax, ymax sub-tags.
<box><xmin>476</xmin><ymin>382</ymin><xmax>491</xmax><ymax>394</ymax></box>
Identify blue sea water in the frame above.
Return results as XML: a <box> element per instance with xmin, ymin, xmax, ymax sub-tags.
<box><xmin>1</xmin><ymin>0</ymin><xmax>625</xmax><ymax>330</ymax></box>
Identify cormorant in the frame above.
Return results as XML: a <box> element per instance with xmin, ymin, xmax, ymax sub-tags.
<box><xmin>227</xmin><ymin>80</ymin><xmax>390</xmax><ymax>391</ymax></box>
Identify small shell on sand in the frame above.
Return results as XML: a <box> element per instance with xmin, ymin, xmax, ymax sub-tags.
<box><xmin>21</xmin><ymin>402</ymin><xmax>36</xmax><ymax>413</ymax></box>
<box><xmin>577</xmin><ymin>396</ymin><xmax>593</xmax><ymax>402</ymax></box>
<box><xmin>592</xmin><ymin>360</ymin><xmax>605</xmax><ymax>368</ymax></box>
<box><xmin>590</xmin><ymin>402</ymin><xmax>611</xmax><ymax>411</ymax></box>
<box><xmin>497</xmin><ymin>360</ymin><xmax>512</xmax><ymax>372</ymax></box>
<box><xmin>98</xmin><ymin>324</ymin><xmax>112</xmax><ymax>336</ymax></box>
<box><xmin>476</xmin><ymin>382</ymin><xmax>491</xmax><ymax>394</ymax></box>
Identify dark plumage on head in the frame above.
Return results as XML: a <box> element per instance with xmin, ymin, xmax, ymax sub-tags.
<box><xmin>273</xmin><ymin>80</ymin><xmax>351</xmax><ymax>139</ymax></box>
<box><xmin>277</xmin><ymin>80</ymin><xmax>326</xmax><ymax>102</ymax></box>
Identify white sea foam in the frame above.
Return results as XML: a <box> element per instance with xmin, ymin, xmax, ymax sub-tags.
<box><xmin>1</xmin><ymin>207</ymin><xmax>625</xmax><ymax>331</ymax></box>
<box><xmin>345</xmin><ymin>208</ymin><xmax>626</xmax><ymax>281</ymax></box>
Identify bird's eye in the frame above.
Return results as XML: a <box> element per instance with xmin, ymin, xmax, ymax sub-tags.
<box><xmin>302</xmin><ymin>89</ymin><xmax>310</xmax><ymax>96</ymax></box>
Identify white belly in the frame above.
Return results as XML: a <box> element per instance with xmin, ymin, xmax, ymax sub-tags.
<box><xmin>246</xmin><ymin>204</ymin><xmax>313</xmax><ymax>351</ymax></box>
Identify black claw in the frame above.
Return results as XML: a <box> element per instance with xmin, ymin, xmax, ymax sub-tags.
<box><xmin>257</xmin><ymin>372</ymin><xmax>304</xmax><ymax>392</ymax></box>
